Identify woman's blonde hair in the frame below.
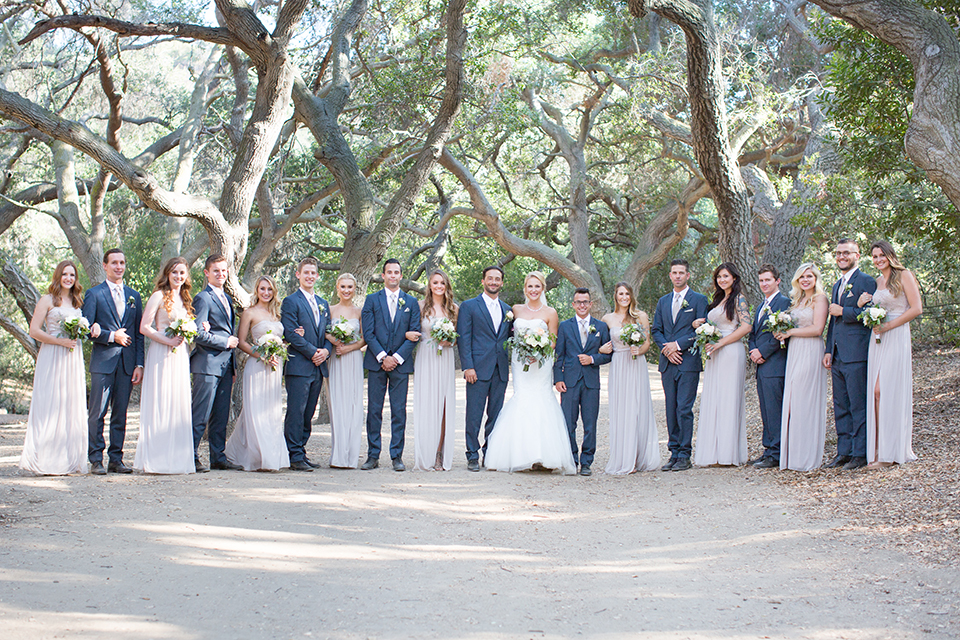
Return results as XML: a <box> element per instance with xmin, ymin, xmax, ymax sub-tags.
<box><xmin>334</xmin><ymin>272</ymin><xmax>358</xmax><ymax>302</ymax></box>
<box><xmin>613</xmin><ymin>282</ymin><xmax>641</xmax><ymax>322</ymax></box>
<box><xmin>48</xmin><ymin>260</ymin><xmax>84</xmax><ymax>309</ymax></box>
<box><xmin>250</xmin><ymin>275</ymin><xmax>281</xmax><ymax>319</ymax></box>
<box><xmin>524</xmin><ymin>270</ymin><xmax>547</xmax><ymax>303</ymax></box>
<box><xmin>870</xmin><ymin>240</ymin><xmax>907</xmax><ymax>297</ymax></box>
<box><xmin>789</xmin><ymin>262</ymin><xmax>825</xmax><ymax>308</ymax></box>
<box><xmin>421</xmin><ymin>269</ymin><xmax>458</xmax><ymax>322</ymax></box>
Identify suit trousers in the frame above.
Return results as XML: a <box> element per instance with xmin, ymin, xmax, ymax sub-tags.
<box><xmin>662</xmin><ymin>367</ymin><xmax>700</xmax><ymax>459</ymax></box>
<box><xmin>284</xmin><ymin>370</ymin><xmax>324</xmax><ymax>463</ymax></box>
<box><xmin>366</xmin><ymin>368</ymin><xmax>409</xmax><ymax>460</ymax></box>
<box><xmin>831</xmin><ymin>357</ymin><xmax>868</xmax><ymax>457</ymax></box>
<box><xmin>756</xmin><ymin>375</ymin><xmax>785</xmax><ymax>460</ymax></box>
<box><xmin>191</xmin><ymin>371</ymin><xmax>234</xmax><ymax>464</ymax></box>
<box><xmin>88</xmin><ymin>369</ymin><xmax>134</xmax><ymax>465</ymax></box>
<box><xmin>464</xmin><ymin>370</ymin><xmax>507</xmax><ymax>462</ymax></box>
<box><xmin>560</xmin><ymin>380</ymin><xmax>600</xmax><ymax>467</ymax></box>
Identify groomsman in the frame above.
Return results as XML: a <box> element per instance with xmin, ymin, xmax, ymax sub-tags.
<box><xmin>361</xmin><ymin>259</ymin><xmax>421</xmax><ymax>471</ymax></box>
<box><xmin>748</xmin><ymin>265</ymin><xmax>791</xmax><ymax>468</ymax></box>
<box><xmin>82</xmin><ymin>249</ymin><xmax>144</xmax><ymax>475</ymax></box>
<box><xmin>281</xmin><ymin>257</ymin><xmax>333</xmax><ymax>472</ymax></box>
<box><xmin>458</xmin><ymin>266</ymin><xmax>512</xmax><ymax>471</ymax></box>
<box><xmin>824</xmin><ymin>238</ymin><xmax>876</xmax><ymax>470</ymax></box>
<box><xmin>554</xmin><ymin>288</ymin><xmax>611</xmax><ymax>476</ymax></box>
<box><xmin>652</xmin><ymin>259</ymin><xmax>709</xmax><ymax>471</ymax></box>
<box><xmin>190</xmin><ymin>254</ymin><xmax>242</xmax><ymax>472</ymax></box>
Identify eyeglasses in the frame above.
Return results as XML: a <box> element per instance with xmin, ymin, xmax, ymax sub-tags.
<box><xmin>834</xmin><ymin>250</ymin><xmax>857</xmax><ymax>257</ymax></box>
<box><xmin>573</xmin><ymin>300</ymin><xmax>591</xmax><ymax>306</ymax></box>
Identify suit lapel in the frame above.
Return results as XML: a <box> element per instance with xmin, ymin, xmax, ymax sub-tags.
<box><xmin>664</xmin><ymin>295</ymin><xmax>677</xmax><ymax>331</ymax></box>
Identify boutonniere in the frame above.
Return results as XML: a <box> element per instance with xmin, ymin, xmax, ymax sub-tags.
<box><xmin>397</xmin><ymin>297</ymin><xmax>405</xmax><ymax>308</ymax></box>
<box><xmin>505</xmin><ymin>310</ymin><xmax>514</xmax><ymax>322</ymax></box>
<box><xmin>681</xmin><ymin>299</ymin><xmax>690</xmax><ymax>309</ymax></box>
<box><xmin>844</xmin><ymin>283</ymin><xmax>853</xmax><ymax>296</ymax></box>
<box><xmin>588</xmin><ymin>324</ymin><xmax>597</xmax><ymax>334</ymax></box>
<box><xmin>127</xmin><ymin>295</ymin><xmax>135</xmax><ymax>307</ymax></box>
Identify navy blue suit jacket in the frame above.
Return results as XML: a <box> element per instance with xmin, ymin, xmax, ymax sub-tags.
<box><xmin>553</xmin><ymin>316</ymin><xmax>611</xmax><ymax>388</ymax></box>
<box><xmin>748</xmin><ymin>291</ymin><xmax>791</xmax><ymax>378</ymax></box>
<box><xmin>457</xmin><ymin>295</ymin><xmax>512</xmax><ymax>382</ymax></box>
<box><xmin>190</xmin><ymin>286</ymin><xmax>237</xmax><ymax>376</ymax></box>
<box><xmin>281</xmin><ymin>290</ymin><xmax>333</xmax><ymax>378</ymax></box>
<box><xmin>651</xmin><ymin>289</ymin><xmax>709</xmax><ymax>373</ymax></box>
<box><xmin>825</xmin><ymin>269</ymin><xmax>877</xmax><ymax>363</ymax></box>
<box><xmin>361</xmin><ymin>289</ymin><xmax>420</xmax><ymax>375</ymax></box>
<box><xmin>82</xmin><ymin>281</ymin><xmax>144</xmax><ymax>375</ymax></box>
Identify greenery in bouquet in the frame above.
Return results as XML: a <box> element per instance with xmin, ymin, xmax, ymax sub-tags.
<box><xmin>620</xmin><ymin>323</ymin><xmax>646</xmax><ymax>359</ymax></box>
<box><xmin>692</xmin><ymin>322</ymin><xmax>721</xmax><ymax>363</ymax></box>
<box><xmin>858</xmin><ymin>306</ymin><xmax>887</xmax><ymax>343</ymax></box>
<box><xmin>429</xmin><ymin>317</ymin><xmax>458</xmax><ymax>355</ymax></box>
<box><xmin>165</xmin><ymin>317</ymin><xmax>198</xmax><ymax>353</ymax></box>
<box><xmin>254</xmin><ymin>330</ymin><xmax>288</xmax><ymax>371</ymax></box>
<box><xmin>505</xmin><ymin>325</ymin><xmax>555</xmax><ymax>372</ymax></box>
<box><xmin>329</xmin><ymin>317</ymin><xmax>358</xmax><ymax>356</ymax></box>
<box><xmin>763</xmin><ymin>310</ymin><xmax>796</xmax><ymax>349</ymax></box>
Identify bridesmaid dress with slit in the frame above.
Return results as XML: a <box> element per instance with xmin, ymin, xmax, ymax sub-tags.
<box><xmin>413</xmin><ymin>317</ymin><xmax>456</xmax><ymax>470</ymax></box>
<box><xmin>780</xmin><ymin>304</ymin><xmax>827</xmax><ymax>471</ymax></box>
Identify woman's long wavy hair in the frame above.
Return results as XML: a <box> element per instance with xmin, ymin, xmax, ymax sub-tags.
<box><xmin>154</xmin><ymin>257</ymin><xmax>194</xmax><ymax>317</ymax></box>
<box><xmin>250</xmin><ymin>274</ymin><xmax>281</xmax><ymax>319</ymax></box>
<box><xmin>871</xmin><ymin>240</ymin><xmax>907</xmax><ymax>297</ymax></box>
<box><xmin>48</xmin><ymin>260</ymin><xmax>84</xmax><ymax>309</ymax></box>
<box><xmin>613</xmin><ymin>282</ymin><xmax>641</xmax><ymax>322</ymax></box>
<box><xmin>707</xmin><ymin>262</ymin><xmax>742</xmax><ymax>321</ymax></box>
<box><xmin>421</xmin><ymin>269</ymin><xmax>458</xmax><ymax>322</ymax></box>
<box><xmin>789</xmin><ymin>263</ymin><xmax>825</xmax><ymax>308</ymax></box>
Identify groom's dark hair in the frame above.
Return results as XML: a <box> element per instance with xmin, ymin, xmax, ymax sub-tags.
<box><xmin>204</xmin><ymin>253</ymin><xmax>226</xmax><ymax>270</ymax></box>
<box><xmin>758</xmin><ymin>264</ymin><xmax>779</xmax><ymax>279</ymax></box>
<box><xmin>382</xmin><ymin>258</ymin><xmax>402</xmax><ymax>273</ymax></box>
<box><xmin>574</xmin><ymin>287</ymin><xmax>590</xmax><ymax>297</ymax></box>
<box><xmin>670</xmin><ymin>258</ymin><xmax>689</xmax><ymax>271</ymax></box>
<box><xmin>482</xmin><ymin>265</ymin><xmax>504</xmax><ymax>278</ymax></box>
<box><xmin>103</xmin><ymin>248</ymin><xmax>125</xmax><ymax>264</ymax></box>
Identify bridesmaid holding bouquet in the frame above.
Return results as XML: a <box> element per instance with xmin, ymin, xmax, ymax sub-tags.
<box><xmin>325</xmin><ymin>273</ymin><xmax>366</xmax><ymax>469</ymax></box>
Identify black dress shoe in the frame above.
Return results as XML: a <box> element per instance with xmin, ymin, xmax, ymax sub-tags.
<box><xmin>843</xmin><ymin>456</ymin><xmax>867</xmax><ymax>470</ymax></box>
<box><xmin>746</xmin><ymin>456</ymin><xmax>765</xmax><ymax>466</ymax></box>
<box><xmin>752</xmin><ymin>457</ymin><xmax>779</xmax><ymax>469</ymax></box>
<box><xmin>825</xmin><ymin>454</ymin><xmax>851</xmax><ymax>468</ymax></box>
<box><xmin>467</xmin><ymin>459</ymin><xmax>480</xmax><ymax>472</ymax></box>
<box><xmin>672</xmin><ymin>458</ymin><xmax>692</xmax><ymax>471</ymax></box>
<box><xmin>211</xmin><ymin>460</ymin><xmax>244</xmax><ymax>471</ymax></box>
<box><xmin>290</xmin><ymin>460</ymin><xmax>314</xmax><ymax>471</ymax></box>
<box><xmin>579</xmin><ymin>464</ymin><xmax>592</xmax><ymax>477</ymax></box>
<box><xmin>107</xmin><ymin>461</ymin><xmax>133</xmax><ymax>474</ymax></box>
<box><xmin>304</xmin><ymin>458</ymin><xmax>322</xmax><ymax>469</ymax></box>
<box><xmin>392</xmin><ymin>458</ymin><xmax>406</xmax><ymax>472</ymax></box>
<box><xmin>91</xmin><ymin>461</ymin><xmax>106</xmax><ymax>475</ymax></box>
<box><xmin>661</xmin><ymin>459</ymin><xmax>676</xmax><ymax>472</ymax></box>
<box><xmin>195</xmin><ymin>458</ymin><xmax>209</xmax><ymax>473</ymax></box>
<box><xmin>360</xmin><ymin>457</ymin><xmax>379</xmax><ymax>470</ymax></box>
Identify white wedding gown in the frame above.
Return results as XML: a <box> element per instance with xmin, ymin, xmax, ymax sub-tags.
<box><xmin>484</xmin><ymin>318</ymin><xmax>577</xmax><ymax>474</ymax></box>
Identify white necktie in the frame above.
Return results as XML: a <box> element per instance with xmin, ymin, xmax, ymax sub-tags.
<box><xmin>488</xmin><ymin>300</ymin><xmax>501</xmax><ymax>331</ymax></box>
<box><xmin>672</xmin><ymin>292</ymin><xmax>682</xmax><ymax>322</ymax></box>
<box><xmin>579</xmin><ymin>319</ymin><xmax>588</xmax><ymax>347</ymax></box>
<box><xmin>389</xmin><ymin>292</ymin><xmax>397</xmax><ymax>322</ymax></box>
<box><xmin>111</xmin><ymin>284</ymin><xmax>124</xmax><ymax>318</ymax></box>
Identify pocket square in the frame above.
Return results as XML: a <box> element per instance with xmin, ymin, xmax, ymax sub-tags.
<box><xmin>403</xmin><ymin>307</ymin><xmax>410</xmax><ymax>313</ymax></box>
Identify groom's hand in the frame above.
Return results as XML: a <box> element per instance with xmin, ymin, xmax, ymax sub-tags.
<box><xmin>555</xmin><ymin>381</ymin><xmax>567</xmax><ymax>393</ymax></box>
<box><xmin>113</xmin><ymin>328</ymin><xmax>132</xmax><ymax>347</ymax></box>
<box><xmin>749</xmin><ymin>348</ymin><xmax>765</xmax><ymax>364</ymax></box>
<box><xmin>577</xmin><ymin>354</ymin><xmax>594</xmax><ymax>366</ymax></box>
<box><xmin>829</xmin><ymin>303</ymin><xmax>844</xmax><ymax>317</ymax></box>
<box><xmin>463</xmin><ymin>368</ymin><xmax>477</xmax><ymax>383</ymax></box>
<box><xmin>382</xmin><ymin>355</ymin><xmax>398</xmax><ymax>371</ymax></box>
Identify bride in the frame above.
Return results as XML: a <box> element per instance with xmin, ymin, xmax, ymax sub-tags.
<box><xmin>484</xmin><ymin>271</ymin><xmax>577</xmax><ymax>474</ymax></box>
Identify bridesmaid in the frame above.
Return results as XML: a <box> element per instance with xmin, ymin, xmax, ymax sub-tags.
<box><xmin>19</xmin><ymin>261</ymin><xmax>94</xmax><ymax>475</ymax></box>
<box><xmin>775</xmin><ymin>263</ymin><xmax>829</xmax><ymax>471</ymax></box>
<box><xmin>135</xmin><ymin>258</ymin><xmax>196</xmax><ymax>474</ymax></box>
<box><xmin>858</xmin><ymin>241</ymin><xmax>922</xmax><ymax>468</ymax></box>
<box><xmin>325</xmin><ymin>273</ymin><xmax>366</xmax><ymax>469</ymax></box>
<box><xmin>225</xmin><ymin>275</ymin><xmax>290</xmax><ymax>471</ymax></box>
<box><xmin>692</xmin><ymin>262</ymin><xmax>752</xmax><ymax>467</ymax></box>
<box><xmin>598</xmin><ymin>282</ymin><xmax>660</xmax><ymax>474</ymax></box>
<box><xmin>412</xmin><ymin>269</ymin><xmax>458</xmax><ymax>471</ymax></box>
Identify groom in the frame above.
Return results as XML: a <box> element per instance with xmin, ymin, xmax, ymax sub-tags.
<box><xmin>191</xmin><ymin>254</ymin><xmax>242</xmax><ymax>472</ymax></box>
<box><xmin>361</xmin><ymin>258</ymin><xmax>421</xmax><ymax>472</ymax></box>
<box><xmin>458</xmin><ymin>265</ymin><xmax>512</xmax><ymax>472</ymax></box>
<box><xmin>652</xmin><ymin>259</ymin><xmax>709</xmax><ymax>472</ymax></box>
<box><xmin>554</xmin><ymin>288</ymin><xmax>611</xmax><ymax>476</ymax></box>
<box><xmin>824</xmin><ymin>238</ymin><xmax>876</xmax><ymax>470</ymax></box>
<box><xmin>83</xmin><ymin>248</ymin><xmax>144</xmax><ymax>475</ymax></box>
<box><xmin>748</xmin><ymin>264</ymin><xmax>791</xmax><ymax>468</ymax></box>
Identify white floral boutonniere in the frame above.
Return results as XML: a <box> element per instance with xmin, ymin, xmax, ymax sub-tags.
<box><xmin>127</xmin><ymin>295</ymin><xmax>136</xmax><ymax>307</ymax></box>
<box><xmin>397</xmin><ymin>297</ymin><xmax>405</xmax><ymax>308</ymax></box>
<box><xmin>588</xmin><ymin>324</ymin><xmax>597</xmax><ymax>334</ymax></box>
<box><xmin>681</xmin><ymin>299</ymin><xmax>690</xmax><ymax>310</ymax></box>
<box><xmin>844</xmin><ymin>283</ymin><xmax>853</xmax><ymax>296</ymax></box>
<box><xmin>505</xmin><ymin>310</ymin><xmax>514</xmax><ymax>322</ymax></box>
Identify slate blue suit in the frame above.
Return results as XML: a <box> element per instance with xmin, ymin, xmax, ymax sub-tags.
<box><xmin>82</xmin><ymin>281</ymin><xmax>144</xmax><ymax>465</ymax></box>
<box><xmin>553</xmin><ymin>316</ymin><xmax>611</xmax><ymax>468</ymax></box>
<box><xmin>457</xmin><ymin>294</ymin><xmax>512</xmax><ymax>462</ymax></box>
<box><xmin>651</xmin><ymin>288</ymin><xmax>709</xmax><ymax>460</ymax></box>
<box><xmin>747</xmin><ymin>291</ymin><xmax>791</xmax><ymax>461</ymax></box>
<box><xmin>190</xmin><ymin>286</ymin><xmax>237</xmax><ymax>465</ymax></box>
<box><xmin>281</xmin><ymin>290</ymin><xmax>333</xmax><ymax>464</ymax></box>
<box><xmin>825</xmin><ymin>268</ymin><xmax>877</xmax><ymax>458</ymax></box>
<box><xmin>361</xmin><ymin>288</ymin><xmax>421</xmax><ymax>461</ymax></box>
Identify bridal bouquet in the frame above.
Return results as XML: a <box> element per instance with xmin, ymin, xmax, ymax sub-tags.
<box><xmin>857</xmin><ymin>306</ymin><xmax>887</xmax><ymax>343</ymax></box>
<box><xmin>619</xmin><ymin>323</ymin><xmax>645</xmax><ymax>359</ymax></box>
<box><xmin>692</xmin><ymin>322</ymin><xmax>721</xmax><ymax>363</ymax></box>
<box><xmin>165</xmin><ymin>317</ymin><xmax>198</xmax><ymax>353</ymax></box>
<box><xmin>506</xmin><ymin>326</ymin><xmax>555</xmax><ymax>372</ymax></box>
<box><xmin>763</xmin><ymin>310</ymin><xmax>795</xmax><ymax>349</ymax></box>
<box><xmin>61</xmin><ymin>316</ymin><xmax>91</xmax><ymax>351</ymax></box>
<box><xmin>429</xmin><ymin>317</ymin><xmax>458</xmax><ymax>355</ymax></box>
<box><xmin>329</xmin><ymin>317</ymin><xmax>358</xmax><ymax>356</ymax></box>
<box><xmin>254</xmin><ymin>330</ymin><xmax>288</xmax><ymax>371</ymax></box>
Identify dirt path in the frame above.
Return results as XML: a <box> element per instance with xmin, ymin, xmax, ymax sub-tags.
<box><xmin>1</xmin><ymin>368</ymin><xmax>957</xmax><ymax>639</ymax></box>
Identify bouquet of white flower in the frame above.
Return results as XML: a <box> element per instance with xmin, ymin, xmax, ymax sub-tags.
<box><xmin>763</xmin><ymin>310</ymin><xmax>795</xmax><ymax>349</ymax></box>
<box><xmin>505</xmin><ymin>325</ymin><xmax>555</xmax><ymax>372</ymax></box>
<box><xmin>61</xmin><ymin>316</ymin><xmax>90</xmax><ymax>351</ymax></box>
<box><xmin>619</xmin><ymin>323</ymin><xmax>645</xmax><ymax>359</ymax></box>
<box><xmin>692</xmin><ymin>322</ymin><xmax>722</xmax><ymax>363</ymax></box>
<box><xmin>329</xmin><ymin>317</ymin><xmax>358</xmax><ymax>356</ymax></box>
<box><xmin>429</xmin><ymin>317</ymin><xmax>458</xmax><ymax>355</ymax></box>
<box><xmin>857</xmin><ymin>306</ymin><xmax>887</xmax><ymax>343</ymax></box>
<box><xmin>165</xmin><ymin>317</ymin><xmax>198</xmax><ymax>353</ymax></box>
<box><xmin>254</xmin><ymin>330</ymin><xmax>288</xmax><ymax>371</ymax></box>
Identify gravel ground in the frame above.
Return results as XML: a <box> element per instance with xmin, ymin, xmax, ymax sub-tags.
<box><xmin>0</xmin><ymin>356</ymin><xmax>957</xmax><ymax>639</ymax></box>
